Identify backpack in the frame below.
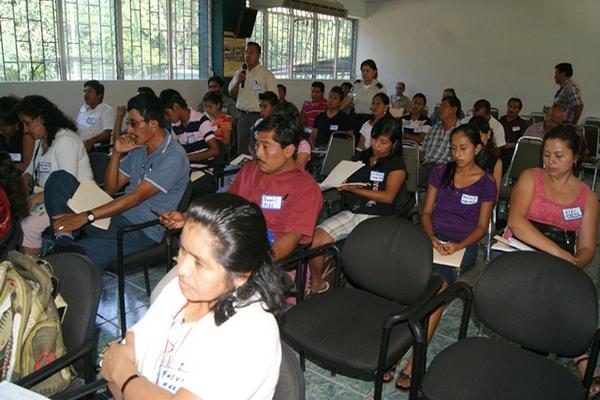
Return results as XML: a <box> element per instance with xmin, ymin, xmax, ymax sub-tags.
<box><xmin>0</xmin><ymin>250</ymin><xmax>74</xmax><ymax>395</ymax></box>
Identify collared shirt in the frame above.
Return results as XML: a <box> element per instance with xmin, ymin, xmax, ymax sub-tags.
<box><xmin>499</xmin><ymin>115</ymin><xmax>530</xmax><ymax>144</ymax></box>
<box><xmin>301</xmin><ymin>99</ymin><xmax>327</xmax><ymax>130</ymax></box>
<box><xmin>119</xmin><ymin>132</ymin><xmax>190</xmax><ymax>242</ymax></box>
<box><xmin>171</xmin><ymin>109</ymin><xmax>215</xmax><ymax>155</ymax></box>
<box><xmin>523</xmin><ymin>122</ymin><xmax>545</xmax><ymax>139</ymax></box>
<box><xmin>352</xmin><ymin>80</ymin><xmax>387</xmax><ymax>114</ymax></box>
<box><xmin>422</xmin><ymin>120</ymin><xmax>459</xmax><ymax>164</ymax></box>
<box><xmin>228</xmin><ymin>64</ymin><xmax>278</xmax><ymax>112</ymax></box>
<box><xmin>228</xmin><ymin>161</ymin><xmax>323</xmax><ymax>245</ymax></box>
<box><xmin>391</xmin><ymin>94</ymin><xmax>410</xmax><ymax>114</ymax></box>
<box><xmin>75</xmin><ymin>102</ymin><xmax>115</xmax><ymax>142</ymax></box>
<box><xmin>553</xmin><ymin>79</ymin><xmax>583</xmax><ymax>123</ymax></box>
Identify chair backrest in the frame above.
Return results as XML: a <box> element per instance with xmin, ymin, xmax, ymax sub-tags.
<box><xmin>402</xmin><ymin>142</ymin><xmax>419</xmax><ymax>195</ymax></box>
<box><xmin>475</xmin><ymin>252</ymin><xmax>598</xmax><ymax>357</ymax></box>
<box><xmin>320</xmin><ymin>131</ymin><xmax>355</xmax><ymax>177</ymax></box>
<box><xmin>88</xmin><ymin>152</ymin><xmax>111</xmax><ymax>187</ymax></box>
<box><xmin>505</xmin><ymin>136</ymin><xmax>543</xmax><ymax>181</ymax></box>
<box><xmin>273</xmin><ymin>342</ymin><xmax>305</xmax><ymax>400</ymax></box>
<box><xmin>583</xmin><ymin>124</ymin><xmax>600</xmax><ymax>158</ymax></box>
<box><xmin>44</xmin><ymin>253</ymin><xmax>102</xmax><ymax>354</ymax></box>
<box><xmin>177</xmin><ymin>181</ymin><xmax>193</xmax><ymax>212</ymax></box>
<box><xmin>342</xmin><ymin>217</ymin><xmax>432</xmax><ymax>304</ymax></box>
<box><xmin>530</xmin><ymin>112</ymin><xmax>545</xmax><ymax>125</ymax></box>
<box><xmin>490</xmin><ymin>107</ymin><xmax>499</xmax><ymax>119</ymax></box>
<box><xmin>210</xmin><ymin>140</ymin><xmax>228</xmax><ymax>179</ymax></box>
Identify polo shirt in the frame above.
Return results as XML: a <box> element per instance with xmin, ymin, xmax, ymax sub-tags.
<box><xmin>499</xmin><ymin>115</ymin><xmax>530</xmax><ymax>144</ymax></box>
<box><xmin>171</xmin><ymin>109</ymin><xmax>215</xmax><ymax>156</ymax></box>
<box><xmin>553</xmin><ymin>79</ymin><xmax>583</xmax><ymax>123</ymax></box>
<box><xmin>119</xmin><ymin>132</ymin><xmax>190</xmax><ymax>242</ymax></box>
<box><xmin>313</xmin><ymin>110</ymin><xmax>352</xmax><ymax>146</ymax></box>
<box><xmin>301</xmin><ymin>99</ymin><xmax>327</xmax><ymax>130</ymax></box>
<box><xmin>228</xmin><ymin>64</ymin><xmax>278</xmax><ymax>113</ymax></box>
<box><xmin>422</xmin><ymin>120</ymin><xmax>460</xmax><ymax>164</ymax></box>
<box><xmin>75</xmin><ymin>102</ymin><xmax>115</xmax><ymax>142</ymax></box>
<box><xmin>352</xmin><ymin>80</ymin><xmax>387</xmax><ymax>114</ymax></box>
<box><xmin>228</xmin><ymin>161</ymin><xmax>323</xmax><ymax>245</ymax></box>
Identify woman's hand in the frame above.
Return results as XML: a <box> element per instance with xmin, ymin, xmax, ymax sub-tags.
<box><xmin>553</xmin><ymin>248</ymin><xmax>578</xmax><ymax>266</ymax></box>
<box><xmin>27</xmin><ymin>191</ymin><xmax>44</xmax><ymax>213</ymax></box>
<box><xmin>100</xmin><ymin>331</ymin><xmax>138</xmax><ymax>387</ymax></box>
<box><xmin>160</xmin><ymin>211</ymin><xmax>185</xmax><ymax>230</ymax></box>
<box><xmin>441</xmin><ymin>242</ymin><xmax>461</xmax><ymax>255</ymax></box>
<box><xmin>431</xmin><ymin>236</ymin><xmax>445</xmax><ymax>253</ymax></box>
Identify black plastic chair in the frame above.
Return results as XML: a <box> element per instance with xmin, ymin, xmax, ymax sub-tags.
<box><xmin>280</xmin><ymin>217</ymin><xmax>443</xmax><ymax>400</ymax></box>
<box><xmin>87</xmin><ymin>152</ymin><xmax>111</xmax><ymax>187</ymax></box>
<box><xmin>106</xmin><ymin>182</ymin><xmax>192</xmax><ymax>337</ymax></box>
<box><xmin>16</xmin><ymin>252</ymin><xmax>102</xmax><ymax>394</ymax></box>
<box><xmin>411</xmin><ymin>252</ymin><xmax>600</xmax><ymax>400</ymax></box>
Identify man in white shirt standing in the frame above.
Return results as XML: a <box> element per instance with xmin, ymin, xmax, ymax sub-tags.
<box><xmin>228</xmin><ymin>42</ymin><xmax>277</xmax><ymax>155</ymax></box>
<box><xmin>75</xmin><ymin>80</ymin><xmax>115</xmax><ymax>152</ymax></box>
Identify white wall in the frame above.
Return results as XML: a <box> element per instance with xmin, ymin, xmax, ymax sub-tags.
<box><xmin>356</xmin><ymin>0</ymin><xmax>600</xmax><ymax>119</ymax></box>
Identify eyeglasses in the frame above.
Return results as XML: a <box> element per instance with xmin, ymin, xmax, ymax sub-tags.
<box><xmin>126</xmin><ymin>118</ymin><xmax>147</xmax><ymax>128</ymax></box>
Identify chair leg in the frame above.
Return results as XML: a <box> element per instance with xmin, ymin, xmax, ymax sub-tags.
<box><xmin>593</xmin><ymin>167</ymin><xmax>598</xmax><ymax>191</ymax></box>
<box><xmin>300</xmin><ymin>352</ymin><xmax>305</xmax><ymax>371</ymax></box>
<box><xmin>143</xmin><ymin>266</ymin><xmax>151</xmax><ymax>297</ymax></box>
<box><xmin>118</xmin><ymin>268</ymin><xmax>127</xmax><ymax>338</ymax></box>
<box><xmin>373</xmin><ymin>374</ymin><xmax>383</xmax><ymax>400</ymax></box>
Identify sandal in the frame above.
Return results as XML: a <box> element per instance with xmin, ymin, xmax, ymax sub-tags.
<box><xmin>382</xmin><ymin>364</ymin><xmax>397</xmax><ymax>383</ymax></box>
<box><xmin>304</xmin><ymin>281</ymin><xmax>330</xmax><ymax>299</ymax></box>
<box><xmin>395</xmin><ymin>370</ymin><xmax>411</xmax><ymax>392</ymax></box>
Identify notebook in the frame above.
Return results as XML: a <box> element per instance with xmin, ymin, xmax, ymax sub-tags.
<box><xmin>433</xmin><ymin>247</ymin><xmax>466</xmax><ymax>268</ymax></box>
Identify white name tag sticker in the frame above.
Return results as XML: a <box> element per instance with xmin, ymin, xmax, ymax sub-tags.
<box><xmin>157</xmin><ymin>365</ymin><xmax>188</xmax><ymax>394</ymax></box>
<box><xmin>86</xmin><ymin>116</ymin><xmax>97</xmax><ymax>125</ymax></box>
<box><xmin>329</xmin><ymin>124</ymin><xmax>339</xmax><ymax>131</ymax></box>
<box><xmin>460</xmin><ymin>193</ymin><xmax>479</xmax><ymax>205</ymax></box>
<box><xmin>370</xmin><ymin>171</ymin><xmax>385</xmax><ymax>182</ymax></box>
<box><xmin>261</xmin><ymin>195</ymin><xmax>283</xmax><ymax>210</ymax></box>
<box><xmin>38</xmin><ymin>162</ymin><xmax>52</xmax><ymax>173</ymax></box>
<box><xmin>512</xmin><ymin>126</ymin><xmax>521</xmax><ymax>132</ymax></box>
<box><xmin>9</xmin><ymin>153</ymin><xmax>21</xmax><ymax>162</ymax></box>
<box><xmin>211</xmin><ymin>126</ymin><xmax>218</xmax><ymax>132</ymax></box>
<box><xmin>562</xmin><ymin>206</ymin><xmax>583</xmax><ymax>221</ymax></box>
<box><xmin>186</xmin><ymin>134</ymin><xmax>196</xmax><ymax>144</ymax></box>
<box><xmin>252</xmin><ymin>83</ymin><xmax>262</xmax><ymax>91</ymax></box>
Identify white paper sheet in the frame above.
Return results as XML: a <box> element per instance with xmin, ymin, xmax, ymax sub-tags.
<box><xmin>319</xmin><ymin>160</ymin><xmax>365</xmax><ymax>190</ymax></box>
<box><xmin>67</xmin><ymin>179</ymin><xmax>113</xmax><ymax>230</ymax></box>
<box><xmin>0</xmin><ymin>382</ymin><xmax>50</xmax><ymax>399</ymax></box>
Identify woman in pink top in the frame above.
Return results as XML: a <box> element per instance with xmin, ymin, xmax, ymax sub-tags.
<box><xmin>508</xmin><ymin>124</ymin><xmax>598</xmax><ymax>268</ymax></box>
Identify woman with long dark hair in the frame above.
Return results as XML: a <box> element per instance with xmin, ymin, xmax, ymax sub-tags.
<box><xmin>469</xmin><ymin>115</ymin><xmax>502</xmax><ymax>195</ymax></box>
<box><xmin>101</xmin><ymin>193</ymin><xmax>288</xmax><ymax>399</ymax></box>
<box><xmin>357</xmin><ymin>93</ymin><xmax>392</xmax><ymax>150</ymax></box>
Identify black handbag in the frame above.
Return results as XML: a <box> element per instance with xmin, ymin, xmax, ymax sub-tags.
<box><xmin>529</xmin><ymin>220</ymin><xmax>576</xmax><ymax>255</ymax></box>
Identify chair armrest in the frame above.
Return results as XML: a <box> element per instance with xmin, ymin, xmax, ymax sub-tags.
<box><xmin>16</xmin><ymin>341</ymin><xmax>94</xmax><ymax>389</ymax></box>
<box><xmin>116</xmin><ymin>219</ymin><xmax>161</xmax><ymax>240</ymax></box>
<box><xmin>277</xmin><ymin>243</ymin><xmax>342</xmax><ymax>284</ymax></box>
<box><xmin>51</xmin><ymin>379</ymin><xmax>107</xmax><ymax>400</ymax></box>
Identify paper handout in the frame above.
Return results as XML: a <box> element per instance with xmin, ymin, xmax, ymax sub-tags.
<box><xmin>67</xmin><ymin>179</ymin><xmax>113</xmax><ymax>230</ymax></box>
<box><xmin>319</xmin><ymin>160</ymin><xmax>365</xmax><ymax>190</ymax></box>
<box><xmin>433</xmin><ymin>247</ymin><xmax>466</xmax><ymax>268</ymax></box>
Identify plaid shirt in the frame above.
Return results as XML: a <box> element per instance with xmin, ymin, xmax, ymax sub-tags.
<box><xmin>422</xmin><ymin>120</ymin><xmax>459</xmax><ymax>164</ymax></box>
<box><xmin>553</xmin><ymin>79</ymin><xmax>583</xmax><ymax>123</ymax></box>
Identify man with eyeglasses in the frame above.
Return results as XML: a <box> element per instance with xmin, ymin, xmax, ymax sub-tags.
<box><xmin>43</xmin><ymin>93</ymin><xmax>190</xmax><ymax>270</ymax></box>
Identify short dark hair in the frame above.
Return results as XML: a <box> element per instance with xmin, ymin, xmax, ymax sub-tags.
<box><xmin>158</xmin><ymin>89</ymin><xmax>188</xmax><ymax>110</ymax></box>
<box><xmin>329</xmin><ymin>86</ymin><xmax>345</xmax><ymax>100</ymax></box>
<box><xmin>507</xmin><ymin>97</ymin><xmax>523</xmax><ymax>110</ymax></box>
<box><xmin>277</xmin><ymin>84</ymin><xmax>287</xmax><ymax>95</ymax></box>
<box><xmin>412</xmin><ymin>92</ymin><xmax>427</xmax><ymax>105</ymax></box>
<box><xmin>443</xmin><ymin>88</ymin><xmax>457</xmax><ymax>97</ymax></box>
<box><xmin>555</xmin><ymin>63</ymin><xmax>573</xmax><ymax>78</ymax></box>
<box><xmin>207</xmin><ymin>75</ymin><xmax>225</xmax><ymax>88</ymax></box>
<box><xmin>84</xmin><ymin>80</ymin><xmax>104</xmax><ymax>97</ymax></box>
<box><xmin>311</xmin><ymin>81</ymin><xmax>325</xmax><ymax>93</ymax></box>
<box><xmin>137</xmin><ymin>87</ymin><xmax>157</xmax><ymax>97</ymax></box>
<box><xmin>255</xmin><ymin>113</ymin><xmax>300</xmax><ymax>149</ymax></box>
<box><xmin>16</xmin><ymin>95</ymin><xmax>77</xmax><ymax>147</ymax></box>
<box><xmin>247</xmin><ymin>41</ymin><xmax>261</xmax><ymax>54</ymax></box>
<box><xmin>443</xmin><ymin>96</ymin><xmax>462</xmax><ymax>119</ymax></box>
<box><xmin>202</xmin><ymin>91</ymin><xmax>223</xmax><ymax>106</ymax></box>
<box><xmin>127</xmin><ymin>93</ymin><xmax>167</xmax><ymax>129</ymax></box>
<box><xmin>341</xmin><ymin>82</ymin><xmax>353</xmax><ymax>90</ymax></box>
<box><xmin>0</xmin><ymin>96</ymin><xmax>20</xmax><ymax>126</ymax></box>
<box><xmin>258</xmin><ymin>91</ymin><xmax>279</xmax><ymax>107</ymax></box>
<box><xmin>473</xmin><ymin>99</ymin><xmax>491</xmax><ymax>114</ymax></box>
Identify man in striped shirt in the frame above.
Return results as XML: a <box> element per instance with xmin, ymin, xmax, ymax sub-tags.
<box><xmin>553</xmin><ymin>63</ymin><xmax>584</xmax><ymax>124</ymax></box>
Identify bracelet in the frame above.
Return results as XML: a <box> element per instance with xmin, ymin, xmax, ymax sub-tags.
<box><xmin>121</xmin><ymin>373</ymin><xmax>141</xmax><ymax>395</ymax></box>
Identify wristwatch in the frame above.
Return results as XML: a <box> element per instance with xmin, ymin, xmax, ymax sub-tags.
<box><xmin>86</xmin><ymin>210</ymin><xmax>96</xmax><ymax>224</ymax></box>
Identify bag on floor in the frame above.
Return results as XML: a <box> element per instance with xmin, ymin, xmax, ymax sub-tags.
<box><xmin>0</xmin><ymin>250</ymin><xmax>74</xmax><ymax>395</ymax></box>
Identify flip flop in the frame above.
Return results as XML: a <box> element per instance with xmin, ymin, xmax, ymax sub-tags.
<box><xmin>396</xmin><ymin>370</ymin><xmax>411</xmax><ymax>392</ymax></box>
<box><xmin>382</xmin><ymin>364</ymin><xmax>397</xmax><ymax>383</ymax></box>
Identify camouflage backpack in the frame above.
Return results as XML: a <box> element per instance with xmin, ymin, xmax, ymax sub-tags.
<box><xmin>0</xmin><ymin>251</ymin><xmax>74</xmax><ymax>395</ymax></box>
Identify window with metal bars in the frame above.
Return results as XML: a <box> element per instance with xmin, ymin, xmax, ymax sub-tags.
<box><xmin>0</xmin><ymin>0</ymin><xmax>207</xmax><ymax>81</ymax></box>
<box><xmin>249</xmin><ymin>7</ymin><xmax>356</xmax><ymax>80</ymax></box>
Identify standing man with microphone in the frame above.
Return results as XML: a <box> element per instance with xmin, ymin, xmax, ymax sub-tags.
<box><xmin>229</xmin><ymin>41</ymin><xmax>278</xmax><ymax>155</ymax></box>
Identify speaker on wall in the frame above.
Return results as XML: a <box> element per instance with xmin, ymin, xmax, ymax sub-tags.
<box><xmin>235</xmin><ymin>8</ymin><xmax>258</xmax><ymax>38</ymax></box>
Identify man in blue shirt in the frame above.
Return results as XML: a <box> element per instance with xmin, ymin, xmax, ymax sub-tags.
<box><xmin>44</xmin><ymin>93</ymin><xmax>190</xmax><ymax>270</ymax></box>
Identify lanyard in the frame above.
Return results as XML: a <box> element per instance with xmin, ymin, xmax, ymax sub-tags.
<box><xmin>32</xmin><ymin>140</ymin><xmax>43</xmax><ymax>186</ymax></box>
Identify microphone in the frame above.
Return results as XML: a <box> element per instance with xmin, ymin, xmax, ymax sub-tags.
<box><xmin>241</xmin><ymin>63</ymin><xmax>247</xmax><ymax>88</ymax></box>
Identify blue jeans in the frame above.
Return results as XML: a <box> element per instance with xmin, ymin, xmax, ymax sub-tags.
<box><xmin>431</xmin><ymin>233</ymin><xmax>479</xmax><ymax>284</ymax></box>
<box><xmin>44</xmin><ymin>170</ymin><xmax>158</xmax><ymax>270</ymax></box>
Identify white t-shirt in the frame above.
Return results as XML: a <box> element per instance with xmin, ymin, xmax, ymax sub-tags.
<box><xmin>131</xmin><ymin>278</ymin><xmax>281</xmax><ymax>400</ymax></box>
<box><xmin>75</xmin><ymin>102</ymin><xmax>115</xmax><ymax>142</ymax></box>
<box><xmin>26</xmin><ymin>129</ymin><xmax>93</xmax><ymax>188</ymax></box>
<box><xmin>360</xmin><ymin>120</ymin><xmax>374</xmax><ymax>149</ymax></box>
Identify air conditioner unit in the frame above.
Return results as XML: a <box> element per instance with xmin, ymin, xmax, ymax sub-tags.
<box><xmin>250</xmin><ymin>0</ymin><xmax>348</xmax><ymax>18</ymax></box>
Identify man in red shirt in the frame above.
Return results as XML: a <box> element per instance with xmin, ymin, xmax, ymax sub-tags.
<box><xmin>300</xmin><ymin>81</ymin><xmax>328</xmax><ymax>131</ymax></box>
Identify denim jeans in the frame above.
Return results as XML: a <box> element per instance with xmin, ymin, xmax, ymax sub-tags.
<box><xmin>431</xmin><ymin>233</ymin><xmax>479</xmax><ymax>284</ymax></box>
<box><xmin>44</xmin><ymin>170</ymin><xmax>158</xmax><ymax>270</ymax></box>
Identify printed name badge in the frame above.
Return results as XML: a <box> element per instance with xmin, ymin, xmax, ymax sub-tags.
<box><xmin>157</xmin><ymin>365</ymin><xmax>188</xmax><ymax>394</ymax></box>
<box><xmin>512</xmin><ymin>126</ymin><xmax>521</xmax><ymax>132</ymax></box>
<box><xmin>38</xmin><ymin>162</ymin><xmax>52</xmax><ymax>173</ymax></box>
<box><xmin>9</xmin><ymin>153</ymin><xmax>22</xmax><ymax>162</ymax></box>
<box><xmin>460</xmin><ymin>193</ymin><xmax>479</xmax><ymax>205</ymax></box>
<box><xmin>562</xmin><ymin>206</ymin><xmax>583</xmax><ymax>221</ymax></box>
<box><xmin>261</xmin><ymin>195</ymin><xmax>283</xmax><ymax>210</ymax></box>
<box><xmin>187</xmin><ymin>133</ymin><xmax>196</xmax><ymax>144</ymax></box>
<box><xmin>211</xmin><ymin>126</ymin><xmax>218</xmax><ymax>132</ymax></box>
<box><xmin>370</xmin><ymin>171</ymin><xmax>385</xmax><ymax>182</ymax></box>
<box><xmin>86</xmin><ymin>116</ymin><xmax>97</xmax><ymax>125</ymax></box>
<box><xmin>252</xmin><ymin>83</ymin><xmax>262</xmax><ymax>91</ymax></box>
<box><xmin>329</xmin><ymin>124</ymin><xmax>339</xmax><ymax>131</ymax></box>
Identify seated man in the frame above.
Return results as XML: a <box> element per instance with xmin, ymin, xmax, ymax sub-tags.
<box><xmin>159</xmin><ymin>88</ymin><xmax>219</xmax><ymax>198</ymax></box>
<box><xmin>310</xmin><ymin>86</ymin><xmax>353</xmax><ymax>148</ymax></box>
<box><xmin>523</xmin><ymin>104</ymin><xmax>566</xmax><ymax>139</ymax></box>
<box><xmin>75</xmin><ymin>80</ymin><xmax>115</xmax><ymax>152</ymax></box>
<box><xmin>420</xmin><ymin>96</ymin><xmax>461</xmax><ymax>187</ymax></box>
<box><xmin>300</xmin><ymin>81</ymin><xmax>328</xmax><ymax>131</ymax></box>
<box><xmin>277</xmin><ymin>84</ymin><xmax>299</xmax><ymax>114</ymax></box>
<box><xmin>465</xmin><ymin>99</ymin><xmax>506</xmax><ymax>149</ymax></box>
<box><xmin>44</xmin><ymin>93</ymin><xmax>190</xmax><ymax>270</ymax></box>
<box><xmin>197</xmin><ymin>75</ymin><xmax>239</xmax><ymax>120</ymax></box>
<box><xmin>499</xmin><ymin>97</ymin><xmax>531</xmax><ymax>172</ymax></box>
<box><xmin>247</xmin><ymin>91</ymin><xmax>279</xmax><ymax>154</ymax></box>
